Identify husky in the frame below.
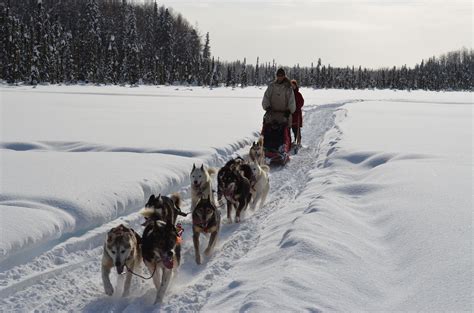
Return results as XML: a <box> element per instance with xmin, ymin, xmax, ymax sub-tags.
<box><xmin>101</xmin><ymin>224</ymin><xmax>142</xmax><ymax>297</ymax></box>
<box><xmin>217</xmin><ymin>161</ymin><xmax>252</xmax><ymax>223</ymax></box>
<box><xmin>141</xmin><ymin>219</ymin><xmax>181</xmax><ymax>304</ymax></box>
<box><xmin>190</xmin><ymin>164</ymin><xmax>217</xmax><ymax>210</ymax></box>
<box><xmin>248</xmin><ymin>161</ymin><xmax>270</xmax><ymax>210</ymax></box>
<box><xmin>249</xmin><ymin>136</ymin><xmax>265</xmax><ymax>165</ymax></box>
<box><xmin>141</xmin><ymin>193</ymin><xmax>187</xmax><ymax>227</ymax></box>
<box><xmin>192</xmin><ymin>196</ymin><xmax>221</xmax><ymax>264</ymax></box>
<box><xmin>217</xmin><ymin>157</ymin><xmax>246</xmax><ymax>202</ymax></box>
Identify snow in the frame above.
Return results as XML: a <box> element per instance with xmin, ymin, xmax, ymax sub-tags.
<box><xmin>0</xmin><ymin>85</ymin><xmax>472</xmax><ymax>312</ymax></box>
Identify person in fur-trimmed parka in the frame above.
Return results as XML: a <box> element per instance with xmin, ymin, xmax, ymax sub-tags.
<box><xmin>262</xmin><ymin>68</ymin><xmax>296</xmax><ymax>127</ymax></box>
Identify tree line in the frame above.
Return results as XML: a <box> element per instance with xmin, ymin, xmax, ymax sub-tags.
<box><xmin>1</xmin><ymin>0</ymin><xmax>472</xmax><ymax>90</ymax></box>
<box><xmin>1</xmin><ymin>0</ymin><xmax>210</xmax><ymax>85</ymax></box>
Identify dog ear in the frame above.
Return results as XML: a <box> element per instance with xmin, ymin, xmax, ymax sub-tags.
<box><xmin>147</xmin><ymin>194</ymin><xmax>155</xmax><ymax>204</ymax></box>
<box><xmin>192</xmin><ymin>163</ymin><xmax>196</xmax><ymax>172</ymax></box>
<box><xmin>200</xmin><ymin>164</ymin><xmax>204</xmax><ymax>170</ymax></box>
<box><xmin>107</xmin><ymin>231</ymin><xmax>113</xmax><ymax>242</ymax></box>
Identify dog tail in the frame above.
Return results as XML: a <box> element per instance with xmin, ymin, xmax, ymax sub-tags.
<box><xmin>258</xmin><ymin>136</ymin><xmax>264</xmax><ymax>146</ymax></box>
<box><xmin>207</xmin><ymin>167</ymin><xmax>217</xmax><ymax>176</ymax></box>
<box><xmin>170</xmin><ymin>192</ymin><xmax>181</xmax><ymax>208</ymax></box>
<box><xmin>261</xmin><ymin>164</ymin><xmax>270</xmax><ymax>173</ymax></box>
<box><xmin>139</xmin><ymin>207</ymin><xmax>155</xmax><ymax>218</ymax></box>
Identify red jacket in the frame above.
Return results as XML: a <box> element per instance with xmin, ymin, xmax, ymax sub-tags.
<box><xmin>292</xmin><ymin>88</ymin><xmax>304</xmax><ymax>127</ymax></box>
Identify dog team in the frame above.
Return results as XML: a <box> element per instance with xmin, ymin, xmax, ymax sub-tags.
<box><xmin>101</xmin><ymin>137</ymin><xmax>270</xmax><ymax>304</ymax></box>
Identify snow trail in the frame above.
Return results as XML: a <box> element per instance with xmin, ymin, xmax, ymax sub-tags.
<box><xmin>0</xmin><ymin>101</ymin><xmax>344</xmax><ymax>312</ymax></box>
<box><xmin>2</xmin><ymin>92</ymin><xmax>470</xmax><ymax>312</ymax></box>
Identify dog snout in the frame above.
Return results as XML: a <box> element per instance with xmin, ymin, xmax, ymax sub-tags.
<box><xmin>115</xmin><ymin>262</ymin><xmax>125</xmax><ymax>274</ymax></box>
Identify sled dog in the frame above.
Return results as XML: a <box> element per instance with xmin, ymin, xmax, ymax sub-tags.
<box><xmin>217</xmin><ymin>157</ymin><xmax>247</xmax><ymax>202</ymax></box>
<box><xmin>248</xmin><ymin>161</ymin><xmax>270</xmax><ymax>210</ymax></box>
<box><xmin>192</xmin><ymin>196</ymin><xmax>221</xmax><ymax>264</ymax></box>
<box><xmin>101</xmin><ymin>224</ymin><xmax>142</xmax><ymax>297</ymax></box>
<box><xmin>249</xmin><ymin>136</ymin><xmax>265</xmax><ymax>165</ymax></box>
<box><xmin>190</xmin><ymin>164</ymin><xmax>217</xmax><ymax>210</ymax></box>
<box><xmin>140</xmin><ymin>218</ymin><xmax>181</xmax><ymax>303</ymax></box>
<box><xmin>141</xmin><ymin>193</ymin><xmax>186</xmax><ymax>227</ymax></box>
<box><xmin>217</xmin><ymin>160</ymin><xmax>252</xmax><ymax>223</ymax></box>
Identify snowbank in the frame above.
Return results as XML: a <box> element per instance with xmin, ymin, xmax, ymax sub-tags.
<box><xmin>0</xmin><ymin>85</ymin><xmax>471</xmax><ymax>312</ymax></box>
<box><xmin>201</xmin><ymin>95</ymin><xmax>472</xmax><ymax>311</ymax></box>
<box><xmin>0</xmin><ymin>85</ymin><xmax>264</xmax><ymax>263</ymax></box>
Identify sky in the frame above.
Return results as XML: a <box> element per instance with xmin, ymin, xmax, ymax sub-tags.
<box><xmin>150</xmin><ymin>0</ymin><xmax>472</xmax><ymax>69</ymax></box>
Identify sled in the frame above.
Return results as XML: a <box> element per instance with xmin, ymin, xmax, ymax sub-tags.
<box><xmin>262</xmin><ymin>121</ymin><xmax>291</xmax><ymax>166</ymax></box>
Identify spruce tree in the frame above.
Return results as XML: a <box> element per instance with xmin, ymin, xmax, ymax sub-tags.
<box><xmin>202</xmin><ymin>32</ymin><xmax>211</xmax><ymax>85</ymax></box>
<box><xmin>121</xmin><ymin>4</ymin><xmax>140</xmax><ymax>85</ymax></box>
<box><xmin>83</xmin><ymin>0</ymin><xmax>101</xmax><ymax>83</ymax></box>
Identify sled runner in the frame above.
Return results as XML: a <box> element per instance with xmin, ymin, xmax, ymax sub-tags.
<box><xmin>292</xmin><ymin>142</ymin><xmax>302</xmax><ymax>155</ymax></box>
<box><xmin>262</xmin><ymin>121</ymin><xmax>291</xmax><ymax>166</ymax></box>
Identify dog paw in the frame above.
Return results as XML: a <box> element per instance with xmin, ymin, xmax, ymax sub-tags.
<box><xmin>104</xmin><ymin>284</ymin><xmax>114</xmax><ymax>296</ymax></box>
<box><xmin>195</xmin><ymin>255</ymin><xmax>201</xmax><ymax>265</ymax></box>
<box><xmin>235</xmin><ymin>216</ymin><xmax>241</xmax><ymax>223</ymax></box>
<box><xmin>204</xmin><ymin>247</ymin><xmax>213</xmax><ymax>256</ymax></box>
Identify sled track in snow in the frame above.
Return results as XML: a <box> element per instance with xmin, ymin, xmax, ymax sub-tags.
<box><xmin>163</xmin><ymin>102</ymin><xmax>348</xmax><ymax>312</ymax></box>
<box><xmin>0</xmin><ymin>101</ymin><xmax>349</xmax><ymax>312</ymax></box>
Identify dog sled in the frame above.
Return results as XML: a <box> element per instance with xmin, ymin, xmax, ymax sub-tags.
<box><xmin>261</xmin><ymin>121</ymin><xmax>291</xmax><ymax>166</ymax></box>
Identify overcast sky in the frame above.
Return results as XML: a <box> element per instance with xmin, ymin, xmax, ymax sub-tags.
<box><xmin>154</xmin><ymin>0</ymin><xmax>472</xmax><ymax>69</ymax></box>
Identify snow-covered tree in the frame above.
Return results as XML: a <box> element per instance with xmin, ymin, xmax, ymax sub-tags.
<box><xmin>121</xmin><ymin>4</ymin><xmax>140</xmax><ymax>85</ymax></box>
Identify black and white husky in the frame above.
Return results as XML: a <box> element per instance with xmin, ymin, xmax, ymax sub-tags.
<box><xmin>217</xmin><ymin>159</ymin><xmax>252</xmax><ymax>223</ymax></box>
<box><xmin>141</xmin><ymin>220</ymin><xmax>181</xmax><ymax>304</ymax></box>
<box><xmin>101</xmin><ymin>224</ymin><xmax>142</xmax><ymax>297</ymax></box>
<box><xmin>141</xmin><ymin>193</ymin><xmax>186</xmax><ymax>226</ymax></box>
<box><xmin>139</xmin><ymin>194</ymin><xmax>184</xmax><ymax>303</ymax></box>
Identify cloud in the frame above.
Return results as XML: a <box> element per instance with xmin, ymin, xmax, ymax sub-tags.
<box><xmin>266</xmin><ymin>20</ymin><xmax>384</xmax><ymax>32</ymax></box>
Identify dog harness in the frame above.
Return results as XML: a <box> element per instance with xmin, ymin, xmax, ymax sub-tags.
<box><xmin>224</xmin><ymin>186</ymin><xmax>235</xmax><ymax>200</ymax></box>
<box><xmin>176</xmin><ymin>223</ymin><xmax>184</xmax><ymax>244</ymax></box>
<box><xmin>193</xmin><ymin>218</ymin><xmax>212</xmax><ymax>233</ymax></box>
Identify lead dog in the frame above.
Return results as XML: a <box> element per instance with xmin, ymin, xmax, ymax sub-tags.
<box><xmin>190</xmin><ymin>164</ymin><xmax>217</xmax><ymax>210</ymax></box>
<box><xmin>248</xmin><ymin>161</ymin><xmax>270</xmax><ymax>210</ymax></box>
<box><xmin>101</xmin><ymin>224</ymin><xmax>142</xmax><ymax>297</ymax></box>
<box><xmin>141</xmin><ymin>219</ymin><xmax>181</xmax><ymax>304</ymax></box>
<box><xmin>192</xmin><ymin>196</ymin><xmax>221</xmax><ymax>264</ymax></box>
<box><xmin>139</xmin><ymin>193</ymin><xmax>184</xmax><ymax>303</ymax></box>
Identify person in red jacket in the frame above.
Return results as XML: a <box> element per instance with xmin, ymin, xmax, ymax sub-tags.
<box><xmin>290</xmin><ymin>79</ymin><xmax>304</xmax><ymax>146</ymax></box>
